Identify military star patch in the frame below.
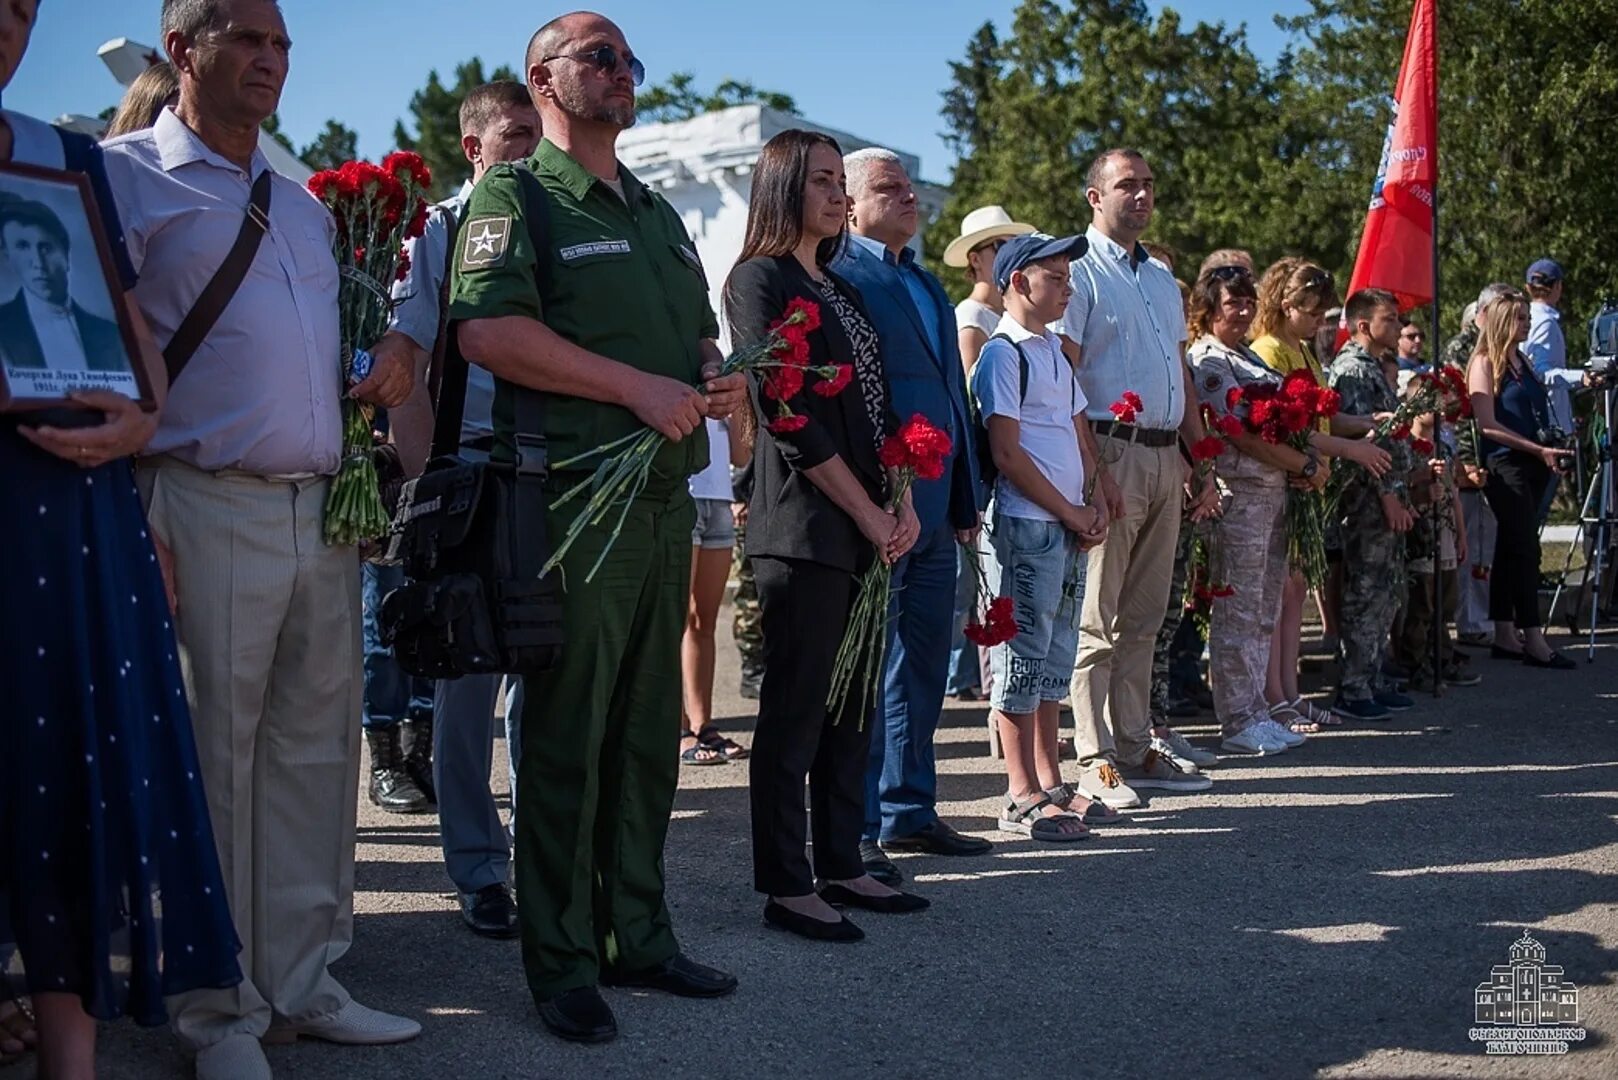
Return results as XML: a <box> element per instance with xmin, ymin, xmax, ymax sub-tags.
<box><xmin>460</xmin><ymin>216</ymin><xmax>512</xmax><ymax>270</ymax></box>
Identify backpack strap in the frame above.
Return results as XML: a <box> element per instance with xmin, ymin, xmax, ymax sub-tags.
<box><xmin>987</xmin><ymin>332</ymin><xmax>1031</xmax><ymax>403</ymax></box>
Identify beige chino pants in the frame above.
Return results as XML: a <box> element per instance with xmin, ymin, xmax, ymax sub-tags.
<box><xmin>1070</xmin><ymin>438</ymin><xmax>1184</xmax><ymax>769</ymax></box>
<box><xmin>138</xmin><ymin>457</ymin><xmax>361</xmax><ymax>1048</ymax></box>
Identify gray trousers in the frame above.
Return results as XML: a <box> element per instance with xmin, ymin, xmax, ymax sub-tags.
<box><xmin>433</xmin><ymin>675</ymin><xmax>523</xmax><ymax>894</ymax></box>
<box><xmin>1457</xmin><ymin>490</ymin><xmax>1496</xmax><ymax>635</ymax></box>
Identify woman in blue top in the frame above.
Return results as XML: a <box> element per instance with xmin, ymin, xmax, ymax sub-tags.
<box><xmin>0</xmin><ymin>2</ymin><xmax>241</xmax><ymax>1076</ymax></box>
<box><xmin>1466</xmin><ymin>291</ymin><xmax>1578</xmax><ymax>670</ymax></box>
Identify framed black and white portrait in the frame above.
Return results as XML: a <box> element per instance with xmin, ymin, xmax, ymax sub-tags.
<box><xmin>0</xmin><ymin>161</ymin><xmax>152</xmax><ymax>412</ymax></box>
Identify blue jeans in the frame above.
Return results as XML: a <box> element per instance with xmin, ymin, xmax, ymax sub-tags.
<box><xmin>361</xmin><ymin>562</ymin><xmax>434</xmax><ymax>730</ymax></box>
<box><xmin>433</xmin><ymin>675</ymin><xmax>524</xmax><ymax>894</ymax></box>
<box><xmin>944</xmin><ymin>543</ymin><xmax>982</xmax><ymax>694</ymax></box>
<box><xmin>982</xmin><ymin>516</ymin><xmax>1084</xmax><ymax>713</ymax></box>
<box><xmin>864</xmin><ymin>522</ymin><xmax>957</xmax><ymax>842</ymax></box>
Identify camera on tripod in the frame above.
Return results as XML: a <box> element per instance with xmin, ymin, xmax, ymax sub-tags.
<box><xmin>1589</xmin><ymin>300</ymin><xmax>1618</xmax><ymax>388</ymax></box>
<box><xmin>1538</xmin><ymin>425</ymin><xmax>1579</xmax><ymax>473</ymax></box>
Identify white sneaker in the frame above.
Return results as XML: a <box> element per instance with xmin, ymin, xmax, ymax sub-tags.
<box><xmin>1074</xmin><ymin>761</ymin><xmax>1143</xmax><ymax>809</ymax></box>
<box><xmin>1153</xmin><ymin>729</ymin><xmax>1219</xmax><ymax>770</ymax></box>
<box><xmin>262</xmin><ymin>1000</ymin><xmax>421</xmax><ymax>1046</ymax></box>
<box><xmin>1220</xmin><ymin>725</ymin><xmax>1287</xmax><ymax>756</ymax></box>
<box><xmin>1255</xmin><ymin>718</ymin><xmax>1307</xmax><ymax>748</ymax></box>
<box><xmin>196</xmin><ymin>1033</ymin><xmax>271</xmax><ymax>1080</ymax></box>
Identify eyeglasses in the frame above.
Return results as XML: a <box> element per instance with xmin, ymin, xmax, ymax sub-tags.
<box><xmin>542</xmin><ymin>44</ymin><xmax>646</xmax><ymax>87</ymax></box>
<box><xmin>970</xmin><ymin>239</ymin><xmax>1006</xmax><ymax>258</ymax></box>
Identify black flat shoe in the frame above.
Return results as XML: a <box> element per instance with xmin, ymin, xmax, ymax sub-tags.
<box><xmin>1523</xmin><ymin>650</ymin><xmax>1576</xmax><ymax>670</ymax></box>
<box><xmin>1490</xmin><ymin>645</ymin><xmax>1525</xmax><ymax>660</ymax></box>
<box><xmin>459</xmin><ymin>883</ymin><xmax>519</xmax><ymax>939</ymax></box>
<box><xmin>818</xmin><ymin>883</ymin><xmax>930</xmax><ymax>914</ymax></box>
<box><xmin>536</xmin><ymin>987</ymin><xmax>616</xmax><ymax>1044</ymax></box>
<box><xmin>600</xmin><ymin>953</ymin><xmax>737</xmax><ymax>998</ymax></box>
<box><xmin>859</xmin><ymin>840</ymin><xmax>903</xmax><ymax>886</ymax></box>
<box><xmin>763</xmin><ymin>901</ymin><xmax>864</xmax><ymax>943</ymax></box>
<box><xmin>883</xmin><ymin>820</ymin><xmax>991</xmax><ymax>857</ymax></box>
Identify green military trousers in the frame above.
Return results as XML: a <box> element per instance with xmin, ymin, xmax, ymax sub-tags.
<box><xmin>514</xmin><ymin>480</ymin><xmax>694</xmax><ymax>1001</ymax></box>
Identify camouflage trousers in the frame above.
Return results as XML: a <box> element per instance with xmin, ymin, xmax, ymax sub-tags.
<box><xmin>1149</xmin><ymin>516</ymin><xmax>1196</xmax><ymax>721</ymax></box>
<box><xmin>1209</xmin><ymin>478</ymin><xmax>1288</xmax><ymax>734</ymax></box>
<box><xmin>1339</xmin><ymin>501</ymin><xmax>1406</xmax><ymax>701</ymax></box>
<box><xmin>1396</xmin><ymin>567</ymin><xmax>1458</xmax><ymax>680</ymax></box>
<box><xmin>732</xmin><ymin>519</ymin><xmax>764</xmax><ymax>672</ymax></box>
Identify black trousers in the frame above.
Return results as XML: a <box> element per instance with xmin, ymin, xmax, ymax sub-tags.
<box><xmin>1483</xmin><ymin>452</ymin><xmax>1550</xmax><ymax>629</ymax></box>
<box><xmin>749</xmin><ymin>555</ymin><xmax>874</xmax><ymax>897</ymax></box>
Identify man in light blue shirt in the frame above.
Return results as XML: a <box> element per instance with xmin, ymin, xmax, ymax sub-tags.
<box><xmin>368</xmin><ymin>79</ymin><xmax>540</xmax><ymax>939</ymax></box>
<box><xmin>1523</xmin><ymin>258</ymin><xmax>1583</xmax><ymax>522</ymax></box>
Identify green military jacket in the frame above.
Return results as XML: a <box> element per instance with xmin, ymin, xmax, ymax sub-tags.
<box><xmin>448</xmin><ymin>138</ymin><xmax>720</xmax><ymax>482</ymax></box>
<box><xmin>1330</xmin><ymin>340</ymin><xmax>1415</xmax><ymax>515</ymax></box>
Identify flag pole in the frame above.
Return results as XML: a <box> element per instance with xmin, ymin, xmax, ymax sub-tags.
<box><xmin>1429</xmin><ymin>0</ymin><xmax>1444</xmax><ymax>699</ymax></box>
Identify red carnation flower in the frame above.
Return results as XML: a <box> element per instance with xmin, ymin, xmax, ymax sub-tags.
<box><xmin>395</xmin><ymin>250</ymin><xmax>412</xmax><ymax>283</ymax></box>
<box><xmin>782</xmin><ymin>297</ymin><xmax>822</xmax><ymax>333</ymax></box>
<box><xmin>1211</xmin><ymin>584</ymin><xmax>1236</xmax><ymax>599</ymax></box>
<box><xmin>1392</xmin><ymin>422</ymin><xmax>1412</xmax><ymax>440</ymax></box>
<box><xmin>1190</xmin><ymin>435</ymin><xmax>1225</xmax><ymax>461</ymax></box>
<box><xmin>897</xmin><ymin>413</ymin><xmax>953</xmax><ymax>481</ymax></box>
<box><xmin>1226</xmin><ymin>386</ymin><xmax>1244</xmax><ymax>413</ymax></box>
<box><xmin>768</xmin><ymin>413</ymin><xmax>808</xmax><ymax>435</ymax></box>
<box><xmin>764</xmin><ymin>365</ymin><xmax>805</xmax><ymax>401</ymax></box>
<box><xmin>878</xmin><ymin>436</ymin><xmax>908</xmax><ymax>470</ymax></box>
<box><xmin>382</xmin><ymin>150</ymin><xmax>432</xmax><ymax>191</ymax></box>
<box><xmin>1315</xmin><ymin>388</ymin><xmax>1342</xmax><ymax>418</ymax></box>
<box><xmin>1216</xmin><ymin>414</ymin><xmax>1245</xmax><ymax>439</ymax></box>
<box><xmin>812</xmin><ymin>364</ymin><xmax>853</xmax><ymax>397</ymax></box>
<box><xmin>1250</xmin><ymin>398</ymin><xmax>1280</xmax><ymax>428</ymax></box>
<box><xmin>1412</xmin><ymin>437</ymin><xmax>1435</xmax><ymax>456</ymax></box>
<box><xmin>1280</xmin><ymin>402</ymin><xmax>1312</xmax><ymax>436</ymax></box>
<box><xmin>1109</xmin><ymin>397</ymin><xmax>1139</xmax><ymax>424</ymax></box>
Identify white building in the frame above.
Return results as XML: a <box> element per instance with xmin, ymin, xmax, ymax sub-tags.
<box><xmin>618</xmin><ymin>104</ymin><xmax>946</xmax><ymax>339</ymax></box>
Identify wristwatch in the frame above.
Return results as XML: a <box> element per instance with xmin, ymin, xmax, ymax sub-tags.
<box><xmin>1300</xmin><ymin>454</ymin><xmax>1320</xmax><ymax>479</ymax></box>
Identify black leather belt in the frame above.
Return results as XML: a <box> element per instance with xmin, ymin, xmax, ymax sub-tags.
<box><xmin>1091</xmin><ymin>419</ymin><xmax>1179</xmax><ymax>448</ymax></box>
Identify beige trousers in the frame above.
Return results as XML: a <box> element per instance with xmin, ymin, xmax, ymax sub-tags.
<box><xmin>1209</xmin><ymin>474</ymin><xmax>1288</xmax><ymax>734</ymax></box>
<box><xmin>138</xmin><ymin>457</ymin><xmax>361</xmax><ymax>1049</ymax></box>
<box><xmin>1070</xmin><ymin>439</ymin><xmax>1184</xmax><ymax>769</ymax></box>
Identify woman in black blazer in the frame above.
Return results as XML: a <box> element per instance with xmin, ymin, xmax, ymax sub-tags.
<box><xmin>724</xmin><ymin>130</ymin><xmax>927</xmax><ymax>943</ymax></box>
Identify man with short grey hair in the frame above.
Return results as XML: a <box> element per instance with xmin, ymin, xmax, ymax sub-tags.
<box><xmin>103</xmin><ymin>1</ymin><xmax>417</xmax><ymax>1076</ymax></box>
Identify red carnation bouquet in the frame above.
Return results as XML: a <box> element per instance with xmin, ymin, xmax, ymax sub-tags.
<box><xmin>1218</xmin><ymin>369</ymin><xmax>1341</xmax><ymax>588</ymax></box>
<box><xmin>544</xmin><ymin>298</ymin><xmax>847</xmax><ymax>583</ymax></box>
<box><xmin>828</xmin><ymin>414</ymin><xmax>953</xmax><ymax>721</ymax></box>
<box><xmin>959</xmin><ymin>541</ymin><xmax>1018</xmax><ymax>649</ymax></box>
<box><xmin>1323</xmin><ymin>363</ymin><xmax>1470</xmax><ymax>521</ymax></box>
<box><xmin>306</xmin><ymin>152</ymin><xmax>433</xmax><ymax>545</ymax></box>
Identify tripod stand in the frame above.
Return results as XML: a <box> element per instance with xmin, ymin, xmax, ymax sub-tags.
<box><xmin>1549</xmin><ymin>384</ymin><xmax>1618</xmax><ymax>660</ymax></box>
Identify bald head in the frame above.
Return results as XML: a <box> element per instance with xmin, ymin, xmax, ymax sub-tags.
<box><xmin>526</xmin><ymin>11</ymin><xmax>618</xmax><ymax>75</ymax></box>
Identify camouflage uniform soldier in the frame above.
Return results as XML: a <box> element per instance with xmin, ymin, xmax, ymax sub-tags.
<box><xmin>730</xmin><ymin>463</ymin><xmax>764</xmax><ymax>698</ymax></box>
<box><xmin>1329</xmin><ymin>289</ymin><xmax>1417</xmax><ymax>721</ymax></box>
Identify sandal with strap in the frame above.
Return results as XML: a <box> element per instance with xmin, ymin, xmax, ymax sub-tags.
<box><xmin>0</xmin><ymin>998</ymin><xmax>36</xmax><ymax>1067</ymax></box>
<box><xmin>1046</xmin><ymin>783</ymin><xmax>1120</xmax><ymax>824</ymax></box>
<box><xmin>998</xmin><ymin>795</ymin><xmax>1090</xmax><ymax>843</ymax></box>
<box><xmin>1270</xmin><ymin>701</ymin><xmax>1320</xmax><ymax>735</ymax></box>
<box><xmin>680</xmin><ymin>730</ymin><xmax>727</xmax><ymax>766</ymax></box>
<box><xmin>1296</xmin><ymin>698</ymin><xmax>1342</xmax><ymax>727</ymax></box>
<box><xmin>696</xmin><ymin>727</ymin><xmax>750</xmax><ymax>761</ymax></box>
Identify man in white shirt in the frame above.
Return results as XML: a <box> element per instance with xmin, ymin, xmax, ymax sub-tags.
<box><xmin>369</xmin><ymin>79</ymin><xmax>540</xmax><ymax>939</ymax></box>
<box><xmin>1052</xmin><ymin>148</ymin><xmax>1221</xmax><ymax>810</ymax></box>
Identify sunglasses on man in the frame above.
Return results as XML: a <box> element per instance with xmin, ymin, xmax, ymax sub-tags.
<box><xmin>542</xmin><ymin>44</ymin><xmax>646</xmax><ymax>87</ymax></box>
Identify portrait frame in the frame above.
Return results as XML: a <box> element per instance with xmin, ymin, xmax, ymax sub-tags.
<box><xmin>0</xmin><ymin>160</ymin><xmax>154</xmax><ymax>413</ymax></box>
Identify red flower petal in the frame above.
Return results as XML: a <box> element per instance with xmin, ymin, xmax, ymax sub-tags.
<box><xmin>768</xmin><ymin>413</ymin><xmax>808</xmax><ymax>435</ymax></box>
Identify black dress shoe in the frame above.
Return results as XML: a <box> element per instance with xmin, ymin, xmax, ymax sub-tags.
<box><xmin>601</xmin><ymin>953</ymin><xmax>737</xmax><ymax>998</ymax></box>
<box><xmin>1523</xmin><ymin>650</ymin><xmax>1576</xmax><ymax>670</ymax></box>
<box><xmin>883</xmin><ymin>820</ymin><xmax>991</xmax><ymax>857</ymax></box>
<box><xmin>859</xmin><ymin>840</ymin><xmax>903</xmax><ymax>886</ymax></box>
<box><xmin>818</xmin><ymin>883</ymin><xmax>930</xmax><ymax>914</ymax></box>
<box><xmin>459</xmin><ymin>883</ymin><xmax>519</xmax><ymax>939</ymax></box>
<box><xmin>536</xmin><ymin>987</ymin><xmax>616</xmax><ymax>1044</ymax></box>
<box><xmin>763</xmin><ymin>901</ymin><xmax>864</xmax><ymax>942</ymax></box>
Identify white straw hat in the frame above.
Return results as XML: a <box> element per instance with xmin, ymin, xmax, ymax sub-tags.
<box><xmin>943</xmin><ymin>205</ymin><xmax>1037</xmax><ymax>268</ymax></box>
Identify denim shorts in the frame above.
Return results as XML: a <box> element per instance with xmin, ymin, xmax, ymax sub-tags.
<box><xmin>691</xmin><ymin>497</ymin><xmax>735</xmax><ymax>550</ymax></box>
<box><xmin>981</xmin><ymin>513</ymin><xmax>1087</xmax><ymax>714</ymax></box>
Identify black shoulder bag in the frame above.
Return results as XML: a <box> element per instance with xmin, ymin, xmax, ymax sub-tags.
<box><xmin>378</xmin><ymin>168</ymin><xmax>565</xmax><ymax>678</ymax></box>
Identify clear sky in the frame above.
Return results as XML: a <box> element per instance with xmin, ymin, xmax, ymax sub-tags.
<box><xmin>6</xmin><ymin>0</ymin><xmax>1306</xmax><ymax>181</ymax></box>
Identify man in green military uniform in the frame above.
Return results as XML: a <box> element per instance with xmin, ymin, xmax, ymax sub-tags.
<box><xmin>449</xmin><ymin>11</ymin><xmax>746</xmax><ymax>1044</ymax></box>
<box><xmin>1329</xmin><ymin>289</ymin><xmax>1418</xmax><ymax>721</ymax></box>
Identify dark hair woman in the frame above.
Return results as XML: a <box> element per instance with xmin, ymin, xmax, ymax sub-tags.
<box><xmin>723</xmin><ymin>129</ymin><xmax>926</xmax><ymax>942</ymax></box>
<box><xmin>0</xmin><ymin>2</ymin><xmax>241</xmax><ymax>1077</ymax></box>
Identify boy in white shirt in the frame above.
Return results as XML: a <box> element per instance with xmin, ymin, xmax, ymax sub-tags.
<box><xmin>971</xmin><ymin>234</ymin><xmax>1112</xmax><ymax>841</ymax></box>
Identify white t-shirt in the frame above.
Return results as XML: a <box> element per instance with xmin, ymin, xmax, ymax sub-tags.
<box><xmin>688</xmin><ymin>418</ymin><xmax>733</xmax><ymax>500</ymax></box>
<box><xmin>955</xmin><ymin>297</ymin><xmax>1001</xmax><ymax>338</ymax></box>
<box><xmin>970</xmin><ymin>313</ymin><xmax>1087</xmax><ymax>522</ymax></box>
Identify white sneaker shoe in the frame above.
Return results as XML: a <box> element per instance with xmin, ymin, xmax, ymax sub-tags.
<box><xmin>1074</xmin><ymin>761</ymin><xmax>1143</xmax><ymax>809</ymax></box>
<box><xmin>1255</xmin><ymin>718</ymin><xmax>1307</xmax><ymax>748</ymax></box>
<box><xmin>262</xmin><ymin>1000</ymin><xmax>421</xmax><ymax>1046</ymax></box>
<box><xmin>196</xmin><ymin>1033</ymin><xmax>271</xmax><ymax>1080</ymax></box>
<box><xmin>1220</xmin><ymin>725</ymin><xmax>1287</xmax><ymax>756</ymax></box>
<box><xmin>1153</xmin><ymin>729</ymin><xmax>1219</xmax><ymax>770</ymax></box>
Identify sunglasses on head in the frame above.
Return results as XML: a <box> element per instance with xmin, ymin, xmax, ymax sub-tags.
<box><xmin>1209</xmin><ymin>264</ymin><xmax>1252</xmax><ymax>282</ymax></box>
<box><xmin>542</xmin><ymin>44</ymin><xmax>646</xmax><ymax>87</ymax></box>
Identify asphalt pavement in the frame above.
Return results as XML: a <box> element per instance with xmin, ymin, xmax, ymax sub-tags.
<box><xmin>91</xmin><ymin>612</ymin><xmax>1617</xmax><ymax>1080</ymax></box>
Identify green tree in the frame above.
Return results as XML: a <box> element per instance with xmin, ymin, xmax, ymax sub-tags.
<box><xmin>300</xmin><ymin>119</ymin><xmax>359</xmax><ymax>172</ymax></box>
<box><xmin>260</xmin><ymin>112</ymin><xmax>298</xmax><ymax>158</ymax></box>
<box><xmin>394</xmin><ymin>58</ymin><xmax>518</xmax><ymax>198</ymax></box>
<box><xmin>638</xmin><ymin>71</ymin><xmax>798</xmax><ymax>123</ymax></box>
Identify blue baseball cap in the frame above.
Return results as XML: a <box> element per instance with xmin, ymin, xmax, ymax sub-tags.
<box><xmin>993</xmin><ymin>232</ymin><xmax>1088</xmax><ymax>292</ymax></box>
<box><xmin>1526</xmin><ymin>258</ymin><xmax>1564</xmax><ymax>285</ymax></box>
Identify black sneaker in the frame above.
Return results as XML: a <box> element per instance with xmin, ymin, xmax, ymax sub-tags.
<box><xmin>1333</xmin><ymin>696</ymin><xmax>1391</xmax><ymax>722</ymax></box>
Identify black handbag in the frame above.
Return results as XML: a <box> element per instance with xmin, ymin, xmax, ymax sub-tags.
<box><xmin>378</xmin><ymin>171</ymin><xmax>564</xmax><ymax>678</ymax></box>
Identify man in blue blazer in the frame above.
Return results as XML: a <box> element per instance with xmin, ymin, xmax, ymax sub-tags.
<box><xmin>834</xmin><ymin>148</ymin><xmax>988</xmax><ymax>884</ymax></box>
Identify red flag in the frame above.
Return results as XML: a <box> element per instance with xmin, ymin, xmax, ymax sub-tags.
<box><xmin>1342</xmin><ymin>0</ymin><xmax>1437</xmax><ymax>316</ymax></box>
